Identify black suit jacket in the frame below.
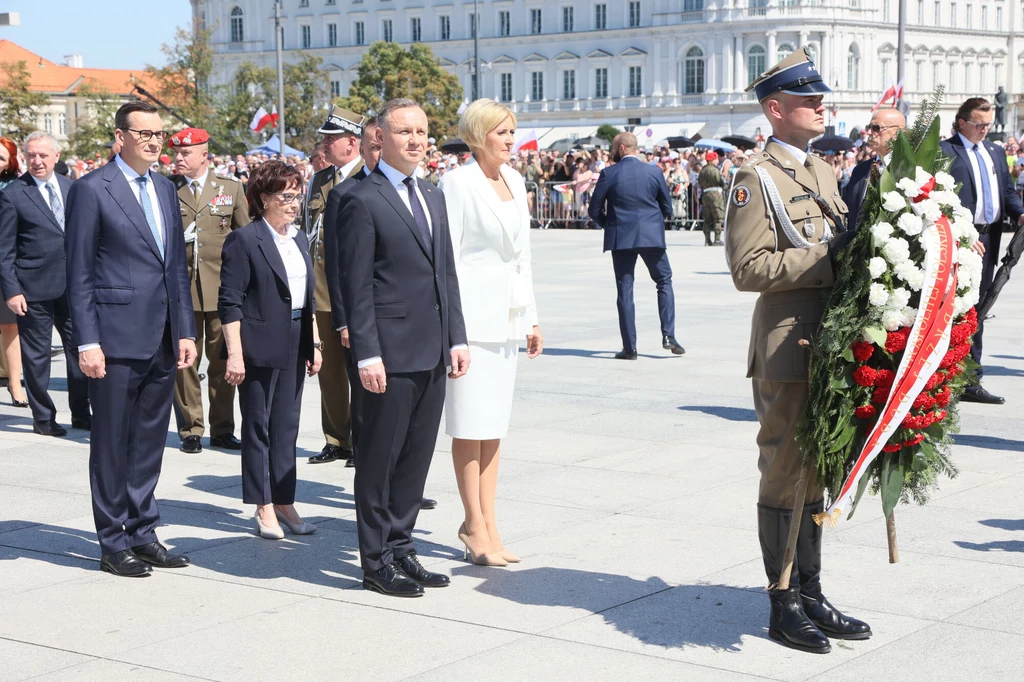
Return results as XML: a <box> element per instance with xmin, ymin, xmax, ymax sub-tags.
<box><xmin>324</xmin><ymin>165</ymin><xmax>369</xmax><ymax>330</ymax></box>
<box><xmin>218</xmin><ymin>220</ymin><xmax>315</xmax><ymax>369</ymax></box>
<box><xmin>66</xmin><ymin>160</ymin><xmax>196</xmax><ymax>360</ymax></box>
<box><xmin>0</xmin><ymin>172</ymin><xmax>72</xmax><ymax>302</ymax></box>
<box><xmin>841</xmin><ymin>159</ymin><xmax>874</xmax><ymax>233</ymax></box>
<box><xmin>940</xmin><ymin>135</ymin><xmax>1024</xmax><ymax>225</ymax></box>
<box><xmin>337</xmin><ymin>166</ymin><xmax>467</xmax><ymax>374</ymax></box>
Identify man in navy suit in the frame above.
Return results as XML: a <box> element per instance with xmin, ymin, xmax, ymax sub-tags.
<box><xmin>588</xmin><ymin>132</ymin><xmax>685</xmax><ymax>359</ymax></box>
<box><xmin>940</xmin><ymin>97</ymin><xmax>1024</xmax><ymax>404</ymax></box>
<box><xmin>842</xmin><ymin>108</ymin><xmax>906</xmax><ymax>233</ymax></box>
<box><xmin>66</xmin><ymin>101</ymin><xmax>198</xmax><ymax>577</ymax></box>
<box><xmin>0</xmin><ymin>132</ymin><xmax>90</xmax><ymax>436</ymax></box>
<box><xmin>337</xmin><ymin>98</ymin><xmax>468</xmax><ymax>597</ymax></box>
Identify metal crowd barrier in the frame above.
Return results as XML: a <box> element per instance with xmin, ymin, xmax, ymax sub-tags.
<box><xmin>524</xmin><ymin>180</ymin><xmax>704</xmax><ymax>231</ymax></box>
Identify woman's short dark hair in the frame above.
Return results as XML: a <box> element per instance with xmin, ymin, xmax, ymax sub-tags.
<box><xmin>953</xmin><ymin>97</ymin><xmax>992</xmax><ymax>134</ymax></box>
<box><xmin>245</xmin><ymin>159</ymin><xmax>304</xmax><ymax>221</ymax></box>
<box><xmin>0</xmin><ymin>137</ymin><xmax>19</xmax><ymax>180</ymax></box>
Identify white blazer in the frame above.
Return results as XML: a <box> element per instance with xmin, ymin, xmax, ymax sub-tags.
<box><xmin>439</xmin><ymin>161</ymin><xmax>539</xmax><ymax>343</ymax></box>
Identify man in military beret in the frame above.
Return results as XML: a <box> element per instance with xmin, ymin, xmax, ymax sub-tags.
<box><xmin>168</xmin><ymin>128</ymin><xmax>248</xmax><ymax>454</ymax></box>
<box><xmin>698</xmin><ymin>151</ymin><xmax>725</xmax><ymax>246</ymax></box>
<box><xmin>304</xmin><ymin>106</ymin><xmax>363</xmax><ymax>464</ymax></box>
<box><xmin>726</xmin><ymin>47</ymin><xmax>870</xmax><ymax>654</ymax></box>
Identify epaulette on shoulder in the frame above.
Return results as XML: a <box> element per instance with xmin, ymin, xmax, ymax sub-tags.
<box><xmin>214</xmin><ymin>173</ymin><xmax>238</xmax><ymax>183</ymax></box>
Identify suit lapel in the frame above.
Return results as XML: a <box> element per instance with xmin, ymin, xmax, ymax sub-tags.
<box><xmin>256</xmin><ymin>224</ymin><xmax>290</xmax><ymax>290</ymax></box>
<box><xmin>420</xmin><ymin>178</ymin><xmax>444</xmax><ymax>266</ymax></box>
<box><xmin>984</xmin><ymin>141</ymin><xmax>1006</xmax><ymax>197</ymax></box>
<box><xmin>158</xmin><ymin>180</ymin><xmax>174</xmax><ymax>267</ymax></box>
<box><xmin>371</xmin><ymin>170</ymin><xmax>432</xmax><ymax>261</ymax></box>
<box><xmin>104</xmin><ymin>165</ymin><xmax>164</xmax><ymax>263</ymax></box>
<box><xmin>294</xmin><ymin>230</ymin><xmax>314</xmax><ymax>304</ymax></box>
<box><xmin>471</xmin><ymin>163</ymin><xmax>511</xmax><ymax>240</ymax></box>
<box><xmin>950</xmin><ymin>139</ymin><xmax>977</xmax><ymax>198</ymax></box>
<box><xmin>20</xmin><ymin>175</ymin><xmax>62</xmax><ymax>231</ymax></box>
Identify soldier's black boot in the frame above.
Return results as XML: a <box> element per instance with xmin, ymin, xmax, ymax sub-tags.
<box><xmin>797</xmin><ymin>501</ymin><xmax>872</xmax><ymax>640</ymax></box>
<box><xmin>758</xmin><ymin>504</ymin><xmax>832</xmax><ymax>654</ymax></box>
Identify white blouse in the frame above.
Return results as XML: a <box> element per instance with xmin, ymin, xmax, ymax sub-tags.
<box><xmin>262</xmin><ymin>219</ymin><xmax>307</xmax><ymax>310</ymax></box>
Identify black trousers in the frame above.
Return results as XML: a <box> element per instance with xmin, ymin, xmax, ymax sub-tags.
<box><xmin>239</xmin><ymin>318</ymin><xmax>305</xmax><ymax>505</ymax></box>
<box><xmin>344</xmin><ymin>346</ymin><xmax>363</xmax><ymax>455</ymax></box>
<box><xmin>17</xmin><ymin>294</ymin><xmax>90</xmax><ymax>424</ymax></box>
<box><xmin>971</xmin><ymin>226</ymin><xmax>1002</xmax><ymax>379</ymax></box>
<box><xmin>354</xmin><ymin>361</ymin><xmax>445</xmax><ymax>572</ymax></box>
<box><xmin>89</xmin><ymin>331</ymin><xmax>176</xmax><ymax>555</ymax></box>
<box><xmin>612</xmin><ymin>247</ymin><xmax>677</xmax><ymax>351</ymax></box>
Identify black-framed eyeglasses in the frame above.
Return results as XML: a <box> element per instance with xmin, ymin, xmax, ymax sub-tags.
<box><xmin>866</xmin><ymin>124</ymin><xmax>901</xmax><ymax>134</ymax></box>
<box><xmin>962</xmin><ymin>119</ymin><xmax>992</xmax><ymax>131</ymax></box>
<box><xmin>122</xmin><ymin>128</ymin><xmax>170</xmax><ymax>143</ymax></box>
<box><xmin>271</xmin><ymin>192</ymin><xmax>304</xmax><ymax>204</ymax></box>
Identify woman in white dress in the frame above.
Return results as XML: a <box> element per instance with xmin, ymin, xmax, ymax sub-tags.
<box><xmin>439</xmin><ymin>100</ymin><xmax>542</xmax><ymax>567</ymax></box>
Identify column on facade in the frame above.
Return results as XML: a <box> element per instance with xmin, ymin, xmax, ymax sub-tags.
<box><xmin>799</xmin><ymin>31</ymin><xmax>809</xmax><ymax>49</ymax></box>
<box><xmin>653</xmin><ymin>38</ymin><xmax>663</xmax><ymax>97</ymax></box>
<box><xmin>667</xmin><ymin>37</ymin><xmax>679</xmax><ymax>96</ymax></box>
<box><xmin>707</xmin><ymin>36</ymin><xmax>718</xmax><ymax>96</ymax></box>
<box><xmin>721</xmin><ymin>36</ymin><xmax>733</xmax><ymax>95</ymax></box>
<box><xmin>767</xmin><ymin>31</ymin><xmax>777</xmax><ymax>66</ymax></box>
<box><xmin>734</xmin><ymin>33</ymin><xmax>745</xmax><ymax>92</ymax></box>
<box><xmin>821</xmin><ymin>30</ymin><xmax>832</xmax><ymax>87</ymax></box>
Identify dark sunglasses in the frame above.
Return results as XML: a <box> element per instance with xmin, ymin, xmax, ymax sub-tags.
<box><xmin>865</xmin><ymin>124</ymin><xmax>901</xmax><ymax>134</ymax></box>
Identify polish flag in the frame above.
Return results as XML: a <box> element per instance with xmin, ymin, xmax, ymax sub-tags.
<box><xmin>892</xmin><ymin>78</ymin><xmax>905</xmax><ymax>107</ymax></box>
<box><xmin>513</xmin><ymin>129</ymin><xmax>538</xmax><ymax>153</ymax></box>
<box><xmin>250</xmin><ymin>106</ymin><xmax>278</xmax><ymax>133</ymax></box>
<box><xmin>871</xmin><ymin>80</ymin><xmax>898</xmax><ymax>112</ymax></box>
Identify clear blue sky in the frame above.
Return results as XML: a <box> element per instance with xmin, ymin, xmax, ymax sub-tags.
<box><xmin>1</xmin><ymin>0</ymin><xmax>192</xmax><ymax>70</ymax></box>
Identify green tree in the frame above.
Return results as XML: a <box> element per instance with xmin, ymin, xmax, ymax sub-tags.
<box><xmin>0</xmin><ymin>60</ymin><xmax>50</xmax><ymax>141</ymax></box>
<box><xmin>216</xmin><ymin>61</ymin><xmax>277</xmax><ymax>154</ymax></box>
<box><xmin>282</xmin><ymin>52</ymin><xmax>329</xmax><ymax>153</ymax></box>
<box><xmin>66</xmin><ymin>84</ymin><xmax>121</xmax><ymax>159</ymax></box>
<box><xmin>144</xmin><ymin>19</ymin><xmax>218</xmax><ymax>138</ymax></box>
<box><xmin>596</xmin><ymin>124</ymin><xmax>621</xmax><ymax>144</ymax></box>
<box><xmin>337</xmin><ymin>42</ymin><xmax>464</xmax><ymax>141</ymax></box>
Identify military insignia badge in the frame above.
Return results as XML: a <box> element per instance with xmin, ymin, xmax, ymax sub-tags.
<box><xmin>732</xmin><ymin>185</ymin><xmax>751</xmax><ymax>206</ymax></box>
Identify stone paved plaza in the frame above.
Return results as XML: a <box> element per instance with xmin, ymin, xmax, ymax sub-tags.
<box><xmin>1</xmin><ymin>230</ymin><xmax>1022</xmax><ymax>681</ymax></box>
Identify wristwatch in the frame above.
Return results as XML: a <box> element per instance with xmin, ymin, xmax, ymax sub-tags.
<box><xmin>312</xmin><ymin>341</ymin><xmax>324</xmax><ymax>351</ymax></box>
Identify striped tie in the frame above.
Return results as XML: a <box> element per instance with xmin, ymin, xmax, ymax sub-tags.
<box><xmin>46</xmin><ymin>182</ymin><xmax>64</xmax><ymax>230</ymax></box>
<box><xmin>135</xmin><ymin>176</ymin><xmax>164</xmax><ymax>258</ymax></box>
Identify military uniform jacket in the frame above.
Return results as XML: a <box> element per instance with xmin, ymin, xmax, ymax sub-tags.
<box><xmin>724</xmin><ymin>140</ymin><xmax>848</xmax><ymax>382</ymax></box>
<box><xmin>172</xmin><ymin>173</ymin><xmax>249</xmax><ymax>312</ymax></box>
<box><xmin>305</xmin><ymin>160</ymin><xmax>365</xmax><ymax>312</ymax></box>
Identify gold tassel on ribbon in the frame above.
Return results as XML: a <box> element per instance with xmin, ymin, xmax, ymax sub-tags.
<box><xmin>813</xmin><ymin>508</ymin><xmax>842</xmax><ymax>528</ymax></box>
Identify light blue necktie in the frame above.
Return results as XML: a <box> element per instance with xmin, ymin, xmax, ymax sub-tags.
<box><xmin>135</xmin><ymin>175</ymin><xmax>164</xmax><ymax>258</ymax></box>
<box><xmin>972</xmin><ymin>144</ymin><xmax>997</xmax><ymax>224</ymax></box>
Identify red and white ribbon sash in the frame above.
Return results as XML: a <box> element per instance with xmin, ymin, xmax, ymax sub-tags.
<box><xmin>820</xmin><ymin>216</ymin><xmax>958</xmax><ymax>524</ymax></box>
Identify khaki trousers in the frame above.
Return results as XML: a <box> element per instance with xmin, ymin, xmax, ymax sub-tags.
<box><xmin>752</xmin><ymin>379</ymin><xmax>824</xmax><ymax>509</ymax></box>
<box><xmin>174</xmin><ymin>311</ymin><xmax>235</xmax><ymax>439</ymax></box>
<box><xmin>316</xmin><ymin>310</ymin><xmax>351</xmax><ymax>448</ymax></box>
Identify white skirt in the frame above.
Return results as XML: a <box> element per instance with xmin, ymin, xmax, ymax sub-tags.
<box><xmin>445</xmin><ymin>339</ymin><xmax>519</xmax><ymax>440</ymax></box>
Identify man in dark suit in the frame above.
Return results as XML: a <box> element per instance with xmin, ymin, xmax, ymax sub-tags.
<box><xmin>0</xmin><ymin>132</ymin><xmax>90</xmax><ymax>436</ymax></box>
<box><xmin>940</xmin><ymin>97</ymin><xmax>1024</xmax><ymax>404</ymax></box>
<box><xmin>66</xmin><ymin>101</ymin><xmax>198</xmax><ymax>577</ymax></box>
<box><xmin>842</xmin><ymin>108</ymin><xmax>906</xmax><ymax>232</ymax></box>
<box><xmin>337</xmin><ymin>98</ymin><xmax>468</xmax><ymax>597</ymax></box>
<box><xmin>588</xmin><ymin>132</ymin><xmax>685</xmax><ymax>359</ymax></box>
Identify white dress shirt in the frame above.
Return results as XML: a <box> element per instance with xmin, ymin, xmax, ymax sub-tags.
<box><xmin>957</xmin><ymin>133</ymin><xmax>1002</xmax><ymax>224</ymax></box>
<box><xmin>337</xmin><ymin>156</ymin><xmax>361</xmax><ymax>181</ymax></box>
<box><xmin>32</xmin><ymin>173</ymin><xmax>63</xmax><ymax>221</ymax></box>
<box><xmin>771</xmin><ymin>137</ymin><xmax>809</xmax><ymax>165</ymax></box>
<box><xmin>114</xmin><ymin>154</ymin><xmax>165</xmax><ymax>244</ymax></box>
<box><xmin>262</xmin><ymin>219</ymin><xmax>307</xmax><ymax>310</ymax></box>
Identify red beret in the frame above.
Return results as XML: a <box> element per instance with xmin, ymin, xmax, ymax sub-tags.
<box><xmin>168</xmin><ymin>127</ymin><xmax>210</xmax><ymax>148</ymax></box>
<box><xmin>704</xmin><ymin>151</ymin><xmax>719</xmax><ymax>162</ymax></box>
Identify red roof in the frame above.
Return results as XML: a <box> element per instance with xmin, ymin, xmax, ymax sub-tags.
<box><xmin>0</xmin><ymin>39</ymin><xmax>154</xmax><ymax>95</ymax></box>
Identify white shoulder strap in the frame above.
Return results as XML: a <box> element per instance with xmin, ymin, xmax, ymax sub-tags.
<box><xmin>753</xmin><ymin>165</ymin><xmax>832</xmax><ymax>250</ymax></box>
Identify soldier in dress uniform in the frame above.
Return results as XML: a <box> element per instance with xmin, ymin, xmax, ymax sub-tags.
<box><xmin>168</xmin><ymin>128</ymin><xmax>248</xmax><ymax>454</ymax></box>
<box><xmin>304</xmin><ymin>106</ymin><xmax>363</xmax><ymax>464</ymax></box>
<box><xmin>725</xmin><ymin>47</ymin><xmax>871</xmax><ymax>654</ymax></box>
<box><xmin>698</xmin><ymin>150</ymin><xmax>725</xmax><ymax>246</ymax></box>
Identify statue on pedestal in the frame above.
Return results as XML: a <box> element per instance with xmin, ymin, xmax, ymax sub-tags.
<box><xmin>994</xmin><ymin>86</ymin><xmax>1008</xmax><ymax>133</ymax></box>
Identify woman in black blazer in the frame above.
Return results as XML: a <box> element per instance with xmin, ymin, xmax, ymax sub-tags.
<box><xmin>219</xmin><ymin>160</ymin><xmax>323</xmax><ymax>539</ymax></box>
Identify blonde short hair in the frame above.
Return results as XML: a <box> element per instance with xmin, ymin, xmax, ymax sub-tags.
<box><xmin>458</xmin><ymin>99</ymin><xmax>517</xmax><ymax>150</ymax></box>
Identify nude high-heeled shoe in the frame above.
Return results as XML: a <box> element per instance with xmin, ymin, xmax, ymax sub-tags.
<box><xmin>254</xmin><ymin>510</ymin><xmax>284</xmax><ymax>539</ymax></box>
<box><xmin>498</xmin><ymin>549</ymin><xmax>521</xmax><ymax>564</ymax></box>
<box><xmin>275</xmin><ymin>508</ymin><xmax>316</xmax><ymax>535</ymax></box>
<box><xmin>458</xmin><ymin>524</ymin><xmax>507</xmax><ymax>567</ymax></box>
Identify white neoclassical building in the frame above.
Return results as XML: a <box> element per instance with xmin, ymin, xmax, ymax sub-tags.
<box><xmin>194</xmin><ymin>0</ymin><xmax>1023</xmax><ymax>143</ymax></box>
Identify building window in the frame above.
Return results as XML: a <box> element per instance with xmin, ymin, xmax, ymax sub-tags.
<box><xmin>440</xmin><ymin>15</ymin><xmax>450</xmax><ymax>40</ymax></box>
<box><xmin>749</xmin><ymin>0</ymin><xmax>767</xmax><ymax>16</ymax></box>
<box><xmin>563</xmin><ymin>70</ymin><xmax>576</xmax><ymax>99</ymax></box>
<box><xmin>882</xmin><ymin>59</ymin><xmax>890</xmax><ymax>85</ymax></box>
<box><xmin>595</xmin><ymin>3</ymin><xmax>607</xmax><ymax>29</ymax></box>
<box><xmin>981</xmin><ymin>5</ymin><xmax>988</xmax><ymax>28</ymax></box>
<box><xmin>230</xmin><ymin>6</ymin><xmax>244</xmax><ymax>43</ymax></box>
<box><xmin>331</xmin><ymin>80</ymin><xmax>341</xmax><ymax>97</ymax></box>
<box><xmin>531</xmin><ymin>9</ymin><xmax>542</xmax><ymax>33</ymax></box>
<box><xmin>531</xmin><ymin>71</ymin><xmax>544</xmax><ymax>100</ymax></box>
<box><xmin>963</xmin><ymin>63</ymin><xmax>971</xmax><ymax>89</ymax></box>
<box><xmin>562</xmin><ymin>6</ymin><xmax>574</xmax><ymax>32</ymax></box>
<box><xmin>411</xmin><ymin>17</ymin><xmax>421</xmax><ymax>42</ymax></box>
<box><xmin>776</xmin><ymin>43</ymin><xmax>794</xmax><ymax>63</ymax></box>
<box><xmin>748</xmin><ymin>45</ymin><xmax>766</xmax><ymax>84</ymax></box>
<box><xmin>916</xmin><ymin>0</ymin><xmax>924</xmax><ymax>23</ymax></box>
<box><xmin>500</xmin><ymin>73</ymin><xmax>513</xmax><ymax>102</ymax></box>
<box><xmin>43</xmin><ymin>113</ymin><xmax>53</xmax><ymax>134</ymax></box>
<box><xmin>934</xmin><ymin>0</ymin><xmax>940</xmax><ymax>25</ymax></box>
<box><xmin>58</xmin><ymin>112</ymin><xmax>67</xmax><ymax>136</ymax></box>
<box><xmin>683</xmin><ymin>46</ymin><xmax>704</xmax><ymax>94</ymax></box>
<box><xmin>915</xmin><ymin>60</ymin><xmax>924</xmax><ymax>90</ymax></box>
<box><xmin>468</xmin><ymin>12</ymin><xmax>476</xmax><ymax>38</ymax></box>
<box><xmin>931</xmin><ymin>62</ymin><xmax>940</xmax><ymax>88</ymax></box>
<box><xmin>301</xmin><ymin>25</ymin><xmax>311</xmax><ymax>49</ymax></box>
<box><xmin>965</xmin><ymin>2</ymin><xmax>972</xmax><ymax>27</ymax></box>
<box><xmin>499</xmin><ymin>10</ymin><xmax>511</xmax><ymax>36</ymax></box>
<box><xmin>684</xmin><ymin>0</ymin><xmax>704</xmax><ymax>10</ymax></box>
<box><xmin>299</xmin><ymin>0</ymin><xmax>308</xmax><ymax>6</ymax></box>
<box><xmin>628</xmin><ymin>1</ymin><xmax>641</xmax><ymax>27</ymax></box>
<box><xmin>327</xmin><ymin>23</ymin><xmax>337</xmax><ymax>47</ymax></box>
<box><xmin>847</xmin><ymin>45</ymin><xmax>860</xmax><ymax>89</ymax></box>
<box><xmin>383</xmin><ymin>19</ymin><xmax>393</xmax><ymax>42</ymax></box>
<box><xmin>883</xmin><ymin>0</ymin><xmax>890</xmax><ymax>21</ymax></box>
<box><xmin>980</xmin><ymin>63</ymin><xmax>989</xmax><ymax>90</ymax></box>
<box><xmin>997</xmin><ymin>6</ymin><xmax>1003</xmax><ymax>29</ymax></box>
<box><xmin>355</xmin><ymin>21</ymin><xmax>365</xmax><ymax>45</ymax></box>
<box><xmin>327</xmin><ymin>0</ymin><xmax>335</xmax><ymax>4</ymax></box>
<box><xmin>628</xmin><ymin>66</ymin><xmax>642</xmax><ymax>96</ymax></box>
<box><xmin>595</xmin><ymin>67</ymin><xmax>608</xmax><ymax>98</ymax></box>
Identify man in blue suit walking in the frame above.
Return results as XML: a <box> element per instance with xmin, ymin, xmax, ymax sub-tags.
<box><xmin>589</xmin><ymin>132</ymin><xmax>685</xmax><ymax>359</ymax></box>
<box><xmin>66</xmin><ymin>101</ymin><xmax>198</xmax><ymax>577</ymax></box>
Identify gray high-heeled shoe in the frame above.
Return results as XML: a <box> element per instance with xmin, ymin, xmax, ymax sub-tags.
<box><xmin>275</xmin><ymin>508</ymin><xmax>316</xmax><ymax>535</ymax></box>
<box><xmin>254</xmin><ymin>511</ymin><xmax>284</xmax><ymax>540</ymax></box>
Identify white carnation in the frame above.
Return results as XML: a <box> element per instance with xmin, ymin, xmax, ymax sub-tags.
<box><xmin>882</xmin><ymin>237</ymin><xmax>911</xmax><ymax>266</ymax></box>
<box><xmin>868</xmin><ymin>256</ymin><xmax>888</xmax><ymax>279</ymax></box>
<box><xmin>871</xmin><ymin>221</ymin><xmax>895</xmax><ymax>245</ymax></box>
<box><xmin>953</xmin><ymin>206</ymin><xmax>973</xmax><ymax>224</ymax></box>
<box><xmin>896</xmin><ymin>177</ymin><xmax>922</xmax><ymax>198</ymax></box>
<box><xmin>930</xmin><ymin>189</ymin><xmax>960</xmax><ymax>208</ymax></box>
<box><xmin>897</xmin><ymin>212</ymin><xmax>924</xmax><ymax>236</ymax></box>
<box><xmin>913</xmin><ymin>198</ymin><xmax>943</xmax><ymax>223</ymax></box>
<box><xmin>951</xmin><ymin>218</ymin><xmax>973</xmax><ymax>241</ymax></box>
<box><xmin>895</xmin><ymin>261</ymin><xmax>925</xmax><ymax>291</ymax></box>
<box><xmin>935</xmin><ymin>171</ymin><xmax>956</xmax><ymax>190</ymax></box>
<box><xmin>914</xmin><ymin>167</ymin><xmax>934</xmax><ymax>187</ymax></box>
<box><xmin>953</xmin><ymin>296</ymin><xmax>970</xmax><ymax>318</ymax></box>
<box><xmin>882</xmin><ymin>191</ymin><xmax>907</xmax><ymax>212</ymax></box>
<box><xmin>882</xmin><ymin>308</ymin><xmax>904</xmax><ymax>331</ymax></box>
<box><xmin>901</xmin><ymin>306</ymin><xmax>919</xmax><ymax>327</ymax></box>
<box><xmin>869</xmin><ymin>283</ymin><xmax>891</xmax><ymax>307</ymax></box>
<box><xmin>889</xmin><ymin>287</ymin><xmax>912</xmax><ymax>309</ymax></box>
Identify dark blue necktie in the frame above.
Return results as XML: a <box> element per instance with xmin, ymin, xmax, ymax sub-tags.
<box><xmin>972</xmin><ymin>144</ymin><xmax>997</xmax><ymax>224</ymax></box>
<box><xmin>402</xmin><ymin>177</ymin><xmax>432</xmax><ymax>248</ymax></box>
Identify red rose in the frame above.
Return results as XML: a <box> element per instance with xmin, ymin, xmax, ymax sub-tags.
<box><xmin>851</xmin><ymin>341</ymin><xmax>874</xmax><ymax>363</ymax></box>
<box><xmin>876</xmin><ymin>369</ymin><xmax>895</xmax><ymax>389</ymax></box>
<box><xmin>883</xmin><ymin>443</ymin><xmax>902</xmax><ymax>453</ymax></box>
<box><xmin>885</xmin><ymin>328</ymin><xmax>910</xmax><ymax>354</ymax></box>
<box><xmin>853</xmin><ymin>365</ymin><xmax>878</xmax><ymax>387</ymax></box>
<box><xmin>903</xmin><ymin>433</ymin><xmax>926</xmax><ymax>447</ymax></box>
<box><xmin>855</xmin><ymin>405</ymin><xmax>877</xmax><ymax>419</ymax></box>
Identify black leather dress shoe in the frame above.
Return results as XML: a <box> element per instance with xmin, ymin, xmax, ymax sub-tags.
<box><xmin>420</xmin><ymin>498</ymin><xmax>437</xmax><ymax>510</ymax></box>
<box><xmin>614</xmin><ymin>349</ymin><xmax>639</xmax><ymax>360</ymax></box>
<box><xmin>33</xmin><ymin>421</ymin><xmax>67</xmax><ymax>437</ymax></box>
<box><xmin>210</xmin><ymin>433</ymin><xmax>242</xmax><ymax>450</ymax></box>
<box><xmin>396</xmin><ymin>554</ymin><xmax>449</xmax><ymax>587</ymax></box>
<box><xmin>662</xmin><ymin>336</ymin><xmax>686</xmax><ymax>355</ymax></box>
<box><xmin>132</xmin><ymin>541</ymin><xmax>190</xmax><ymax>568</ymax></box>
<box><xmin>180</xmin><ymin>435</ymin><xmax>203</xmax><ymax>453</ymax></box>
<box><xmin>345</xmin><ymin>456</ymin><xmax>356</xmax><ymax>468</ymax></box>
<box><xmin>962</xmin><ymin>386</ymin><xmax>1005</xmax><ymax>404</ymax></box>
<box><xmin>802</xmin><ymin>592</ymin><xmax>871</xmax><ymax>640</ymax></box>
<box><xmin>768</xmin><ymin>587</ymin><xmax>831</xmax><ymax>654</ymax></box>
<box><xmin>362</xmin><ymin>563</ymin><xmax>424</xmax><ymax>597</ymax></box>
<box><xmin>308</xmin><ymin>444</ymin><xmax>346</xmax><ymax>464</ymax></box>
<box><xmin>71</xmin><ymin>416</ymin><xmax>91</xmax><ymax>431</ymax></box>
<box><xmin>100</xmin><ymin>549</ymin><xmax>152</xmax><ymax>577</ymax></box>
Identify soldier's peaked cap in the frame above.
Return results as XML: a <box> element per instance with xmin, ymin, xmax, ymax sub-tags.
<box><xmin>745</xmin><ymin>47</ymin><xmax>831</xmax><ymax>102</ymax></box>
<box><xmin>318</xmin><ymin>105</ymin><xmax>364</xmax><ymax>136</ymax></box>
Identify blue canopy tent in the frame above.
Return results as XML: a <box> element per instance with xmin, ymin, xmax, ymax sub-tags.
<box><xmin>246</xmin><ymin>135</ymin><xmax>306</xmax><ymax>159</ymax></box>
